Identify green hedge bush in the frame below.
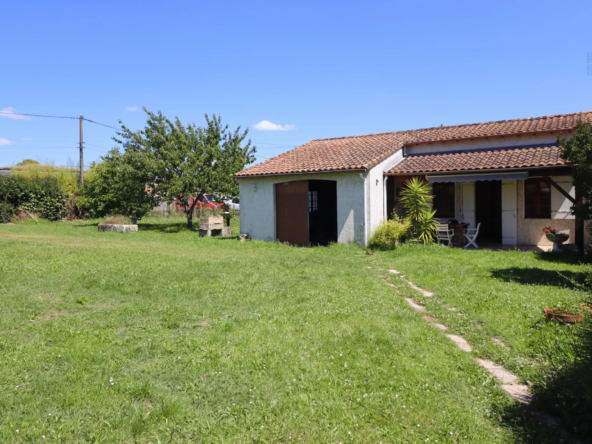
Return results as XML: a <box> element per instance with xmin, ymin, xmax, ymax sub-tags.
<box><xmin>367</xmin><ymin>216</ymin><xmax>411</xmax><ymax>250</ymax></box>
<box><xmin>0</xmin><ymin>176</ymin><xmax>67</xmax><ymax>222</ymax></box>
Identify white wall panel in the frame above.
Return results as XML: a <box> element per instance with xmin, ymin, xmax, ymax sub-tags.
<box><xmin>462</xmin><ymin>182</ymin><xmax>475</xmax><ymax>227</ymax></box>
<box><xmin>501</xmin><ymin>179</ymin><xmax>517</xmax><ymax>245</ymax></box>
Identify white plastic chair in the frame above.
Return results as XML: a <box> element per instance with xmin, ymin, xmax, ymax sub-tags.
<box><xmin>435</xmin><ymin>224</ymin><xmax>455</xmax><ymax>247</ymax></box>
<box><xmin>463</xmin><ymin>223</ymin><xmax>481</xmax><ymax>249</ymax></box>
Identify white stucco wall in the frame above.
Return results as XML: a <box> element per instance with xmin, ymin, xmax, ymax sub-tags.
<box><xmin>239</xmin><ymin>171</ymin><xmax>366</xmax><ymax>245</ymax></box>
<box><xmin>516</xmin><ymin>177</ymin><xmax>576</xmax><ymax>246</ymax></box>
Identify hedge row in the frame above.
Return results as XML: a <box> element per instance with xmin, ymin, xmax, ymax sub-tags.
<box><xmin>0</xmin><ymin>176</ymin><xmax>67</xmax><ymax>222</ymax></box>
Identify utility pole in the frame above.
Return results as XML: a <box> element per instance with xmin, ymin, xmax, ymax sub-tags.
<box><xmin>79</xmin><ymin>115</ymin><xmax>84</xmax><ymax>185</ymax></box>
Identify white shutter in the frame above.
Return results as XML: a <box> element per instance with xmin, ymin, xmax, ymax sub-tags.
<box><xmin>551</xmin><ymin>176</ymin><xmax>575</xmax><ymax>220</ymax></box>
<box><xmin>462</xmin><ymin>182</ymin><xmax>475</xmax><ymax>227</ymax></box>
<box><xmin>501</xmin><ymin>179</ymin><xmax>517</xmax><ymax>245</ymax></box>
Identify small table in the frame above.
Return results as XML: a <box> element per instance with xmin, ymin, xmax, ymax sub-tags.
<box><xmin>449</xmin><ymin>224</ymin><xmax>469</xmax><ymax>246</ymax></box>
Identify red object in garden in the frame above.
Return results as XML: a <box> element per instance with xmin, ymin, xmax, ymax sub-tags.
<box><xmin>544</xmin><ymin>308</ymin><xmax>584</xmax><ymax>324</ymax></box>
<box><xmin>175</xmin><ymin>194</ymin><xmax>223</xmax><ymax>211</ymax></box>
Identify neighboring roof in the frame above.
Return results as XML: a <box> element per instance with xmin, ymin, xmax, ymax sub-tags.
<box><xmin>386</xmin><ymin>145</ymin><xmax>567</xmax><ymax>175</ymax></box>
<box><xmin>236</xmin><ymin>111</ymin><xmax>591</xmax><ymax>177</ymax></box>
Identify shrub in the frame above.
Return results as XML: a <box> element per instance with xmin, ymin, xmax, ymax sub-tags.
<box><xmin>0</xmin><ymin>176</ymin><xmax>67</xmax><ymax>222</ymax></box>
<box><xmin>0</xmin><ymin>201</ymin><xmax>15</xmax><ymax>223</ymax></box>
<box><xmin>367</xmin><ymin>216</ymin><xmax>411</xmax><ymax>250</ymax></box>
<box><xmin>400</xmin><ymin>177</ymin><xmax>437</xmax><ymax>244</ymax></box>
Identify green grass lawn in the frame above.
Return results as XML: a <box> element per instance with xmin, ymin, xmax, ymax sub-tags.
<box><xmin>0</xmin><ymin>218</ymin><xmax>579</xmax><ymax>442</ymax></box>
<box><xmin>383</xmin><ymin>243</ymin><xmax>592</xmax><ymax>437</ymax></box>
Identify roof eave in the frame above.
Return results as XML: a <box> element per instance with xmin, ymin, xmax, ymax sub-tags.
<box><xmin>404</xmin><ymin>128</ymin><xmax>572</xmax><ymax>147</ymax></box>
<box><xmin>236</xmin><ymin>167</ymin><xmax>369</xmax><ymax>179</ymax></box>
<box><xmin>384</xmin><ymin>164</ymin><xmax>572</xmax><ymax>176</ymax></box>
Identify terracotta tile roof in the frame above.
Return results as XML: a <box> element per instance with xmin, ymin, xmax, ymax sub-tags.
<box><xmin>386</xmin><ymin>145</ymin><xmax>566</xmax><ymax>174</ymax></box>
<box><xmin>236</xmin><ymin>111</ymin><xmax>591</xmax><ymax>177</ymax></box>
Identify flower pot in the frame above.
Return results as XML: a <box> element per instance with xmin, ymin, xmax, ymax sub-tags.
<box><xmin>545</xmin><ymin>233</ymin><xmax>569</xmax><ymax>252</ymax></box>
<box><xmin>544</xmin><ymin>308</ymin><xmax>583</xmax><ymax>324</ymax></box>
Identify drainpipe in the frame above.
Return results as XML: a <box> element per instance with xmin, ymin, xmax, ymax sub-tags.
<box><xmin>383</xmin><ymin>176</ymin><xmax>388</xmax><ymax>221</ymax></box>
<box><xmin>359</xmin><ymin>172</ymin><xmax>367</xmax><ymax>245</ymax></box>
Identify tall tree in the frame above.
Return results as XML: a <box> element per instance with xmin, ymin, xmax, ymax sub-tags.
<box><xmin>114</xmin><ymin>108</ymin><xmax>256</xmax><ymax>228</ymax></box>
<box><xmin>559</xmin><ymin>121</ymin><xmax>592</xmax><ymax>219</ymax></box>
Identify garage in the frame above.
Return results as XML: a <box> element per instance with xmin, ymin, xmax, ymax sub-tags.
<box><xmin>275</xmin><ymin>180</ymin><xmax>337</xmax><ymax>246</ymax></box>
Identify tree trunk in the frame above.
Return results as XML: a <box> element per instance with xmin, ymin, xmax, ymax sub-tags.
<box><xmin>186</xmin><ymin>197</ymin><xmax>199</xmax><ymax>228</ymax></box>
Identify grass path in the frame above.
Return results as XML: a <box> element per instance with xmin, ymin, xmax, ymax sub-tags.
<box><xmin>0</xmin><ymin>219</ymin><xmax>566</xmax><ymax>442</ymax></box>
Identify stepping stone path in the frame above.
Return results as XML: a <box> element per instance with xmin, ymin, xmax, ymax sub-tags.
<box><xmin>387</xmin><ymin>268</ymin><xmax>533</xmax><ymax>404</ymax></box>
<box><xmin>385</xmin><ymin>267</ymin><xmax>579</xmax><ymax>440</ymax></box>
<box><xmin>404</xmin><ymin>298</ymin><xmax>426</xmax><ymax>312</ymax></box>
<box><xmin>492</xmin><ymin>337</ymin><xmax>509</xmax><ymax>349</ymax></box>
<box><xmin>388</xmin><ymin>269</ymin><xmax>434</xmax><ymax>296</ymax></box>
<box><xmin>446</xmin><ymin>334</ymin><xmax>472</xmax><ymax>352</ymax></box>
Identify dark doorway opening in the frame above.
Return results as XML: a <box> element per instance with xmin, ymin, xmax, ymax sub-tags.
<box><xmin>275</xmin><ymin>180</ymin><xmax>337</xmax><ymax>246</ymax></box>
<box><xmin>308</xmin><ymin>180</ymin><xmax>338</xmax><ymax>246</ymax></box>
<box><xmin>475</xmin><ymin>180</ymin><xmax>502</xmax><ymax>243</ymax></box>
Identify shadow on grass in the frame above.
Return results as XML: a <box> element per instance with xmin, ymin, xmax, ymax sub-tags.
<box><xmin>533</xmin><ymin>251</ymin><xmax>592</xmax><ymax>265</ymax></box>
<box><xmin>138</xmin><ymin>223</ymin><xmax>193</xmax><ymax>233</ymax></box>
<box><xmin>498</xmin><ymin>311</ymin><xmax>592</xmax><ymax>443</ymax></box>
<box><xmin>496</xmin><ymin>402</ymin><xmax>566</xmax><ymax>443</ymax></box>
<box><xmin>491</xmin><ymin>267</ymin><xmax>580</xmax><ymax>289</ymax></box>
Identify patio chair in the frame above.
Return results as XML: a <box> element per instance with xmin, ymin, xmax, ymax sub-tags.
<box><xmin>435</xmin><ymin>223</ymin><xmax>455</xmax><ymax>247</ymax></box>
<box><xmin>463</xmin><ymin>223</ymin><xmax>481</xmax><ymax>249</ymax></box>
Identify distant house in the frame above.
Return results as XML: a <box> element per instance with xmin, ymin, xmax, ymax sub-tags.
<box><xmin>236</xmin><ymin>111</ymin><xmax>592</xmax><ymax>250</ymax></box>
<box><xmin>0</xmin><ymin>167</ymin><xmax>12</xmax><ymax>177</ymax></box>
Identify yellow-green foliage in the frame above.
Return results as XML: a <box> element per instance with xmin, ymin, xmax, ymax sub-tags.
<box><xmin>367</xmin><ymin>215</ymin><xmax>411</xmax><ymax>250</ymax></box>
<box><xmin>11</xmin><ymin>161</ymin><xmax>85</xmax><ymax>197</ymax></box>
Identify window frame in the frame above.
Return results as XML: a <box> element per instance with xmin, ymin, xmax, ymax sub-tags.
<box><xmin>432</xmin><ymin>182</ymin><xmax>456</xmax><ymax>219</ymax></box>
<box><xmin>524</xmin><ymin>178</ymin><xmax>551</xmax><ymax>219</ymax></box>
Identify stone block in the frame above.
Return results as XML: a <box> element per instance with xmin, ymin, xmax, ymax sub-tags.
<box><xmin>98</xmin><ymin>224</ymin><xmax>138</xmax><ymax>233</ymax></box>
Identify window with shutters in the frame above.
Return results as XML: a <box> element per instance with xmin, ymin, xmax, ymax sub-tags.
<box><xmin>524</xmin><ymin>178</ymin><xmax>551</xmax><ymax>218</ymax></box>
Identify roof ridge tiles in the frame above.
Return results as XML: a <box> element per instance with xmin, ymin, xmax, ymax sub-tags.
<box><xmin>309</xmin><ymin>111</ymin><xmax>592</xmax><ymax>143</ymax></box>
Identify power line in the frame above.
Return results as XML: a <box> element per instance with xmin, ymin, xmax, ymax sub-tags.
<box><xmin>0</xmin><ymin>111</ymin><xmax>77</xmax><ymax>120</ymax></box>
<box><xmin>0</xmin><ymin>111</ymin><xmax>120</xmax><ymax>131</ymax></box>
<box><xmin>82</xmin><ymin>118</ymin><xmax>120</xmax><ymax>131</ymax></box>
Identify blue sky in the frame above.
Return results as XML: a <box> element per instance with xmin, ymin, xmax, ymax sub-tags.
<box><xmin>1</xmin><ymin>0</ymin><xmax>591</xmax><ymax>168</ymax></box>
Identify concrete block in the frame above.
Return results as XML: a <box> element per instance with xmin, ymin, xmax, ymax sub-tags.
<box><xmin>98</xmin><ymin>224</ymin><xmax>138</xmax><ymax>233</ymax></box>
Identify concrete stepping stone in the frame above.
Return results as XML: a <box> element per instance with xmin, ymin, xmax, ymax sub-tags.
<box><xmin>404</xmin><ymin>279</ymin><xmax>434</xmax><ymax>297</ymax></box>
<box><xmin>422</xmin><ymin>315</ymin><xmax>436</xmax><ymax>321</ymax></box>
<box><xmin>501</xmin><ymin>384</ymin><xmax>532</xmax><ymax>405</ymax></box>
<box><xmin>387</xmin><ymin>269</ymin><xmax>434</xmax><ymax>296</ymax></box>
<box><xmin>431</xmin><ymin>323</ymin><xmax>448</xmax><ymax>331</ymax></box>
<box><xmin>475</xmin><ymin>359</ymin><xmax>518</xmax><ymax>385</ymax></box>
<box><xmin>446</xmin><ymin>334</ymin><xmax>472</xmax><ymax>352</ymax></box>
<box><xmin>492</xmin><ymin>337</ymin><xmax>509</xmax><ymax>349</ymax></box>
<box><xmin>404</xmin><ymin>298</ymin><xmax>427</xmax><ymax>312</ymax></box>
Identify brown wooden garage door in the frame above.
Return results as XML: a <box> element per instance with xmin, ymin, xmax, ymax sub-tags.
<box><xmin>275</xmin><ymin>181</ymin><xmax>308</xmax><ymax>246</ymax></box>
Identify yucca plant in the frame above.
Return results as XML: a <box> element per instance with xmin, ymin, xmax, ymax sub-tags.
<box><xmin>400</xmin><ymin>177</ymin><xmax>437</xmax><ymax>244</ymax></box>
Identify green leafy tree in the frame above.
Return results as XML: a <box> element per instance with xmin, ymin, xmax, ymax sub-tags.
<box><xmin>559</xmin><ymin>121</ymin><xmax>592</xmax><ymax>219</ymax></box>
<box><xmin>114</xmin><ymin>108</ymin><xmax>256</xmax><ymax>228</ymax></box>
<box><xmin>400</xmin><ymin>177</ymin><xmax>437</xmax><ymax>244</ymax></box>
<box><xmin>78</xmin><ymin>149</ymin><xmax>158</xmax><ymax>221</ymax></box>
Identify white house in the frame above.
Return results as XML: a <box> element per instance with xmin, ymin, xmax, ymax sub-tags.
<box><xmin>236</xmin><ymin>111</ymin><xmax>592</xmax><ymax>250</ymax></box>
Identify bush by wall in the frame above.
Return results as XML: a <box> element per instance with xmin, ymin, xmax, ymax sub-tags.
<box><xmin>367</xmin><ymin>216</ymin><xmax>411</xmax><ymax>250</ymax></box>
<box><xmin>0</xmin><ymin>176</ymin><xmax>67</xmax><ymax>222</ymax></box>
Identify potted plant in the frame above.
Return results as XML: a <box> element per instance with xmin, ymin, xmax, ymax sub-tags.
<box><xmin>543</xmin><ymin>227</ymin><xmax>569</xmax><ymax>252</ymax></box>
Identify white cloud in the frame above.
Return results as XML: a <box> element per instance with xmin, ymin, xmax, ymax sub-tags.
<box><xmin>0</xmin><ymin>138</ymin><xmax>12</xmax><ymax>145</ymax></box>
<box><xmin>253</xmin><ymin>120</ymin><xmax>296</xmax><ymax>131</ymax></box>
<box><xmin>0</xmin><ymin>107</ymin><xmax>31</xmax><ymax>120</ymax></box>
<box><xmin>125</xmin><ymin>106</ymin><xmax>139</xmax><ymax>112</ymax></box>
